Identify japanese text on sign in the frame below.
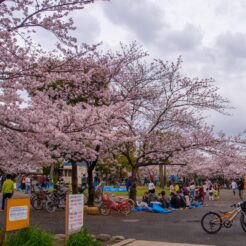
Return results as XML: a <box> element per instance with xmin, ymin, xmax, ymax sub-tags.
<box><xmin>67</xmin><ymin>194</ymin><xmax>84</xmax><ymax>234</ymax></box>
<box><xmin>9</xmin><ymin>206</ymin><xmax>28</xmax><ymax>221</ymax></box>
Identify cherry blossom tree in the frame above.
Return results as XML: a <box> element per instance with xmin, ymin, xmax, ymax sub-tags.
<box><xmin>0</xmin><ymin>0</ymin><xmax>232</xmax><ymax>206</ymax></box>
<box><xmin>0</xmin><ymin>1</ymin><xmax>116</xmax><ymax>205</ymax></box>
<box><xmin>107</xmin><ymin>57</ymin><xmax>230</xmax><ymax>202</ymax></box>
<box><xmin>172</xmin><ymin>135</ymin><xmax>246</xmax><ymax>180</ymax></box>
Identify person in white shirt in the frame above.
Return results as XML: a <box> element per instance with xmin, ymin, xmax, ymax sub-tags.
<box><xmin>231</xmin><ymin>180</ymin><xmax>237</xmax><ymax>196</ymax></box>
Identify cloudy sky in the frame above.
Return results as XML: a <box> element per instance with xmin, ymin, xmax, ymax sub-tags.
<box><xmin>37</xmin><ymin>0</ymin><xmax>246</xmax><ymax>135</ymax></box>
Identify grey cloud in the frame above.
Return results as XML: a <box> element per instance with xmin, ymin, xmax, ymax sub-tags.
<box><xmin>102</xmin><ymin>0</ymin><xmax>165</xmax><ymax>43</ymax></box>
<box><xmin>202</xmin><ymin>32</ymin><xmax>246</xmax><ymax>75</ymax></box>
<box><xmin>156</xmin><ymin>24</ymin><xmax>203</xmax><ymax>53</ymax></box>
<box><xmin>216</xmin><ymin>32</ymin><xmax>246</xmax><ymax>59</ymax></box>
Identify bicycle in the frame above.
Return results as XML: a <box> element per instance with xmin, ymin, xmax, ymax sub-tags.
<box><xmin>31</xmin><ymin>188</ymin><xmax>50</xmax><ymax>210</ymax></box>
<box><xmin>78</xmin><ymin>184</ymin><xmax>104</xmax><ymax>205</ymax></box>
<box><xmin>45</xmin><ymin>186</ymin><xmax>68</xmax><ymax>213</ymax></box>
<box><xmin>201</xmin><ymin>201</ymin><xmax>246</xmax><ymax>234</ymax></box>
<box><xmin>111</xmin><ymin>194</ymin><xmax>135</xmax><ymax>208</ymax></box>
<box><xmin>99</xmin><ymin>193</ymin><xmax>132</xmax><ymax>216</ymax></box>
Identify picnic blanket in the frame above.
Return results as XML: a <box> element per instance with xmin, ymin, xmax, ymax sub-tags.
<box><xmin>133</xmin><ymin>202</ymin><xmax>203</xmax><ymax>213</ymax></box>
<box><xmin>103</xmin><ymin>186</ymin><xmax>127</xmax><ymax>192</ymax></box>
<box><xmin>133</xmin><ymin>203</ymin><xmax>173</xmax><ymax>214</ymax></box>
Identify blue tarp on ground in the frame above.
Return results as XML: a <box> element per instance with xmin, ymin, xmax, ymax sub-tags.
<box><xmin>151</xmin><ymin>204</ymin><xmax>173</xmax><ymax>213</ymax></box>
<box><xmin>133</xmin><ymin>207</ymin><xmax>152</xmax><ymax>212</ymax></box>
<box><xmin>133</xmin><ymin>202</ymin><xmax>203</xmax><ymax>213</ymax></box>
<box><xmin>189</xmin><ymin>203</ymin><xmax>203</xmax><ymax>209</ymax></box>
<box><xmin>103</xmin><ymin>186</ymin><xmax>127</xmax><ymax>192</ymax></box>
<box><xmin>133</xmin><ymin>204</ymin><xmax>173</xmax><ymax>214</ymax></box>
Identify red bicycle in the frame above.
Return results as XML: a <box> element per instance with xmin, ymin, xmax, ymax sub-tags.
<box><xmin>99</xmin><ymin>193</ymin><xmax>132</xmax><ymax>216</ymax></box>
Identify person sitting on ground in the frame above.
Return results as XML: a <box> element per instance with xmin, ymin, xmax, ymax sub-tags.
<box><xmin>159</xmin><ymin>191</ymin><xmax>170</xmax><ymax>208</ymax></box>
<box><xmin>170</xmin><ymin>192</ymin><xmax>181</xmax><ymax>209</ymax></box>
<box><xmin>176</xmin><ymin>191</ymin><xmax>187</xmax><ymax>208</ymax></box>
<box><xmin>142</xmin><ymin>192</ymin><xmax>149</xmax><ymax>204</ymax></box>
<box><xmin>181</xmin><ymin>185</ymin><xmax>190</xmax><ymax>207</ymax></box>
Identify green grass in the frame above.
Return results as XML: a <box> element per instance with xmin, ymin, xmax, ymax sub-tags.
<box><xmin>4</xmin><ymin>227</ymin><xmax>53</xmax><ymax>246</ymax></box>
<box><xmin>66</xmin><ymin>228</ymin><xmax>100</xmax><ymax>246</ymax></box>
<box><xmin>79</xmin><ymin>185</ymin><xmax>170</xmax><ymax>198</ymax></box>
<box><xmin>110</xmin><ymin>186</ymin><xmax>170</xmax><ymax>197</ymax></box>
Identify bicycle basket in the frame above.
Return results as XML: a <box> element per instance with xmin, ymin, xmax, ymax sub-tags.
<box><xmin>241</xmin><ymin>201</ymin><xmax>246</xmax><ymax>212</ymax></box>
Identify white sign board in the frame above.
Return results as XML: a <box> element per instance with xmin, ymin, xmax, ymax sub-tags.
<box><xmin>67</xmin><ymin>194</ymin><xmax>84</xmax><ymax>234</ymax></box>
<box><xmin>9</xmin><ymin>206</ymin><xmax>28</xmax><ymax>222</ymax></box>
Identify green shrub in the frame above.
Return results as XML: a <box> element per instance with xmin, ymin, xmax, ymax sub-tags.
<box><xmin>67</xmin><ymin>228</ymin><xmax>101</xmax><ymax>246</ymax></box>
<box><xmin>4</xmin><ymin>227</ymin><xmax>53</xmax><ymax>246</ymax></box>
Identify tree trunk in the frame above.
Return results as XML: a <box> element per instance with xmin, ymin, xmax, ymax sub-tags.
<box><xmin>163</xmin><ymin>165</ymin><xmax>167</xmax><ymax>187</ymax></box>
<box><xmin>106</xmin><ymin>173</ymin><xmax>108</xmax><ymax>185</ymax></box>
<box><xmin>159</xmin><ymin>165</ymin><xmax>164</xmax><ymax>188</ymax></box>
<box><xmin>71</xmin><ymin>161</ymin><xmax>78</xmax><ymax>194</ymax></box>
<box><xmin>129</xmin><ymin>166</ymin><xmax>138</xmax><ymax>202</ymax></box>
<box><xmin>87</xmin><ymin>167</ymin><xmax>95</xmax><ymax>206</ymax></box>
<box><xmin>50</xmin><ymin>163</ymin><xmax>55</xmax><ymax>182</ymax></box>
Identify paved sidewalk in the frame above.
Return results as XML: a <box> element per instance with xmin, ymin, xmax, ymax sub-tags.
<box><xmin>115</xmin><ymin>240</ymin><xmax>213</xmax><ymax>246</ymax></box>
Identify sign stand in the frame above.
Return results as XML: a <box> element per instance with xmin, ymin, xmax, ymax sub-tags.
<box><xmin>2</xmin><ymin>198</ymin><xmax>30</xmax><ymax>243</ymax></box>
<box><xmin>65</xmin><ymin>194</ymin><xmax>84</xmax><ymax>241</ymax></box>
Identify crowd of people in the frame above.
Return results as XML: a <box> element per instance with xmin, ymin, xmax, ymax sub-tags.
<box><xmin>140</xmin><ymin>178</ymin><xmax>221</xmax><ymax>210</ymax></box>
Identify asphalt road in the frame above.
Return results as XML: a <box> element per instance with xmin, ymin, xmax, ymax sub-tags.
<box><xmin>0</xmin><ymin>190</ymin><xmax>245</xmax><ymax>246</ymax></box>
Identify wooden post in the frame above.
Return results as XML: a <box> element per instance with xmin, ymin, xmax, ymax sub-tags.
<box><xmin>163</xmin><ymin>165</ymin><xmax>167</xmax><ymax>187</ymax></box>
<box><xmin>3</xmin><ymin>199</ymin><xmax>7</xmax><ymax>243</ymax></box>
<box><xmin>159</xmin><ymin>165</ymin><xmax>164</xmax><ymax>188</ymax></box>
<box><xmin>65</xmin><ymin>193</ymin><xmax>69</xmax><ymax>242</ymax></box>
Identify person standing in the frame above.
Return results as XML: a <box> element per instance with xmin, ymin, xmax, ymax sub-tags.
<box><xmin>125</xmin><ymin>176</ymin><xmax>132</xmax><ymax>192</ymax></box>
<box><xmin>94</xmin><ymin>173</ymin><xmax>100</xmax><ymax>187</ymax></box>
<box><xmin>21</xmin><ymin>175</ymin><xmax>26</xmax><ymax>191</ymax></box>
<box><xmin>25</xmin><ymin>176</ymin><xmax>31</xmax><ymax>194</ymax></box>
<box><xmin>81</xmin><ymin>174</ymin><xmax>87</xmax><ymax>191</ymax></box>
<box><xmin>231</xmin><ymin>180</ymin><xmax>237</xmax><ymax>196</ymax></box>
<box><xmin>174</xmin><ymin>183</ymin><xmax>180</xmax><ymax>193</ymax></box>
<box><xmin>169</xmin><ymin>182</ymin><xmax>175</xmax><ymax>193</ymax></box>
<box><xmin>238</xmin><ymin>178</ymin><xmax>244</xmax><ymax>200</ymax></box>
<box><xmin>1</xmin><ymin>174</ymin><xmax>14</xmax><ymax>210</ymax></box>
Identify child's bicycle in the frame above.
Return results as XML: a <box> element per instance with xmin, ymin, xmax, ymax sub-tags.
<box><xmin>201</xmin><ymin>201</ymin><xmax>246</xmax><ymax>234</ymax></box>
<box><xmin>99</xmin><ymin>193</ymin><xmax>133</xmax><ymax>216</ymax></box>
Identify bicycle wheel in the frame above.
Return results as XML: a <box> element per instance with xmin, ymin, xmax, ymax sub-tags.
<box><xmin>94</xmin><ymin>195</ymin><xmax>102</xmax><ymax>204</ymax></box>
<box><xmin>99</xmin><ymin>203</ymin><xmax>111</xmax><ymax>216</ymax></box>
<box><xmin>45</xmin><ymin>200</ymin><xmax>57</xmax><ymax>213</ymax></box>
<box><xmin>83</xmin><ymin>194</ymin><xmax>88</xmax><ymax>205</ymax></box>
<box><xmin>201</xmin><ymin>212</ymin><xmax>222</xmax><ymax>234</ymax></box>
<box><xmin>31</xmin><ymin>198</ymin><xmax>43</xmax><ymax>210</ymax></box>
<box><xmin>124</xmin><ymin>198</ymin><xmax>135</xmax><ymax>208</ymax></box>
<box><xmin>240</xmin><ymin>213</ymin><xmax>246</xmax><ymax>232</ymax></box>
<box><xmin>120</xmin><ymin>204</ymin><xmax>132</xmax><ymax>216</ymax></box>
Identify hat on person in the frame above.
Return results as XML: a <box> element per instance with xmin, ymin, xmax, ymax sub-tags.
<box><xmin>148</xmin><ymin>182</ymin><xmax>155</xmax><ymax>191</ymax></box>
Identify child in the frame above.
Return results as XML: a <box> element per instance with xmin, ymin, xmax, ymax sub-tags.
<box><xmin>159</xmin><ymin>191</ymin><xmax>170</xmax><ymax>208</ymax></box>
<box><xmin>196</xmin><ymin>186</ymin><xmax>206</xmax><ymax>204</ymax></box>
<box><xmin>208</xmin><ymin>187</ymin><xmax>214</xmax><ymax>201</ymax></box>
<box><xmin>189</xmin><ymin>182</ymin><xmax>196</xmax><ymax>200</ymax></box>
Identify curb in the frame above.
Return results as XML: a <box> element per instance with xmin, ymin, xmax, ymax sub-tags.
<box><xmin>112</xmin><ymin>238</ymin><xmax>136</xmax><ymax>246</ymax></box>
